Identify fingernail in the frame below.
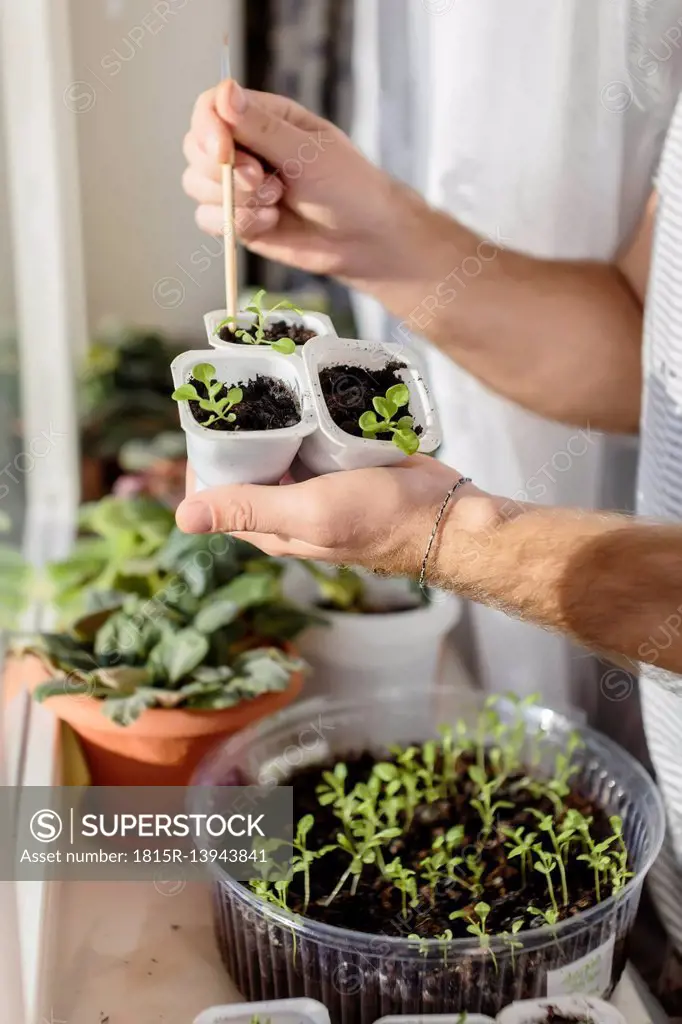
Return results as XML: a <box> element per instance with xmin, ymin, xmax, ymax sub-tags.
<box><xmin>176</xmin><ymin>500</ymin><xmax>213</xmax><ymax>534</ymax></box>
<box><xmin>229</xmin><ymin>80</ymin><xmax>247</xmax><ymax>116</ymax></box>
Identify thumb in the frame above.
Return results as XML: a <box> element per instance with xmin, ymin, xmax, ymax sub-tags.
<box><xmin>176</xmin><ymin>482</ymin><xmax>304</xmax><ymax>537</ymax></box>
<box><xmin>215</xmin><ymin>81</ymin><xmax>330</xmax><ymax>170</ymax></box>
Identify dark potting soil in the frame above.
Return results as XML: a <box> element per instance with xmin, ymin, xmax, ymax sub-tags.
<box><xmin>218</xmin><ymin>319</ymin><xmax>316</xmax><ymax>346</ymax></box>
<box><xmin>271</xmin><ymin>750</ymin><xmax>616</xmax><ymax>938</ymax></box>
<box><xmin>319</xmin><ymin>362</ymin><xmax>422</xmax><ymax>439</ymax></box>
<box><xmin>189</xmin><ymin>374</ymin><xmax>300</xmax><ymax>432</ymax></box>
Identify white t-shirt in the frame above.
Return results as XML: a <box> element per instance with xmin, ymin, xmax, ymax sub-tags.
<box><xmin>638</xmin><ymin>89</ymin><xmax>682</xmax><ymax>954</ymax></box>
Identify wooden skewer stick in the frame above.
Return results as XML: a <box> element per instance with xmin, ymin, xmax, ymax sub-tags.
<box><xmin>221</xmin><ymin>33</ymin><xmax>238</xmax><ymax>321</ymax></box>
<box><xmin>222</xmin><ymin>159</ymin><xmax>238</xmax><ymax>322</ymax></box>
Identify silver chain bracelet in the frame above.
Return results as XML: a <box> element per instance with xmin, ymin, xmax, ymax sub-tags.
<box><xmin>418</xmin><ymin>476</ymin><xmax>472</xmax><ymax>589</ymax></box>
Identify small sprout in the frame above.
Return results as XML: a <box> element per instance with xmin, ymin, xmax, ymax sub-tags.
<box><xmin>325</xmin><ymin>826</ymin><xmax>401</xmax><ymax>905</ymax></box>
<box><xmin>385</xmin><ymin>857</ymin><xmax>418</xmax><ymax>918</ymax></box>
<box><xmin>500</xmin><ymin>918</ymin><xmax>525</xmax><ymax>969</ymax></box>
<box><xmin>504</xmin><ymin>826</ymin><xmax>537</xmax><ymax>889</ymax></box>
<box><xmin>528</xmin><ymin>905</ymin><xmax>559</xmax><ymax>928</ymax></box>
<box><xmin>215</xmin><ymin>288</ymin><xmax>303</xmax><ymax>354</ymax></box>
<box><xmin>533</xmin><ymin>846</ymin><xmax>559</xmax><ymax>918</ymax></box>
<box><xmin>468</xmin><ymin>765</ymin><xmax>513</xmax><ymax>840</ymax></box>
<box><xmin>608</xmin><ymin>815</ymin><xmax>633</xmax><ymax>895</ymax></box>
<box><xmin>358</xmin><ymin>383</ymin><xmax>420</xmax><ymax>456</ymax></box>
<box><xmin>433</xmin><ymin>824</ymin><xmax>465</xmax><ymax>855</ymax></box>
<box><xmin>451</xmin><ymin>901</ymin><xmax>497</xmax><ymax>970</ymax></box>
<box><xmin>316</xmin><ymin>762</ymin><xmax>348</xmax><ymax>809</ymax></box>
<box><xmin>172</xmin><ymin>363</ymin><xmax>243</xmax><ymax>427</ymax></box>
<box><xmin>290</xmin><ymin>813</ymin><xmax>335</xmax><ymax>913</ymax></box>
<box><xmin>577</xmin><ymin>836</ymin><xmax>617</xmax><ymax>903</ymax></box>
<box><xmin>528</xmin><ymin>810</ymin><xmax>569</xmax><ymax>907</ymax></box>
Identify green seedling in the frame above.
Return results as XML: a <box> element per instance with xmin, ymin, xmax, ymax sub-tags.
<box><xmin>468</xmin><ymin>765</ymin><xmax>513</xmax><ymax>840</ymax></box>
<box><xmin>530</xmin><ymin>811</ymin><xmax>569</xmax><ymax>907</ymax></box>
<box><xmin>577</xmin><ymin>837</ymin><xmax>617</xmax><ymax>903</ymax></box>
<box><xmin>358</xmin><ymin>383</ymin><xmax>420</xmax><ymax>456</ymax></box>
<box><xmin>533</xmin><ymin>846</ymin><xmax>560</xmax><ymax>918</ymax></box>
<box><xmin>172</xmin><ymin>363</ymin><xmax>243</xmax><ymax>427</ymax></box>
<box><xmin>215</xmin><ymin>288</ymin><xmax>303</xmax><ymax>355</ymax></box>
<box><xmin>450</xmin><ymin>901</ymin><xmax>497</xmax><ymax>970</ymax></box>
<box><xmin>432</xmin><ymin>824</ymin><xmax>466</xmax><ymax>856</ymax></box>
<box><xmin>504</xmin><ymin>826</ymin><xmax>537</xmax><ymax>889</ymax></box>
<box><xmin>385</xmin><ymin>857</ymin><xmax>418</xmax><ymax>918</ymax></box>
<box><xmin>500</xmin><ymin>919</ymin><xmax>525</xmax><ymax>969</ymax></box>
<box><xmin>291</xmin><ymin>814</ymin><xmax>335</xmax><ymax>913</ymax></box>
<box><xmin>325</xmin><ymin>825</ymin><xmax>401</xmax><ymax>905</ymax></box>
<box><xmin>528</xmin><ymin>905</ymin><xmax>559</xmax><ymax>929</ymax></box>
<box><xmin>608</xmin><ymin>815</ymin><xmax>633</xmax><ymax>894</ymax></box>
<box><xmin>316</xmin><ymin>762</ymin><xmax>349</xmax><ymax>811</ymax></box>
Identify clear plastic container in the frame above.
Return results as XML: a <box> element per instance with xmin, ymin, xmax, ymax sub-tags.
<box><xmin>192</xmin><ymin>689</ymin><xmax>664</xmax><ymax>1023</ymax></box>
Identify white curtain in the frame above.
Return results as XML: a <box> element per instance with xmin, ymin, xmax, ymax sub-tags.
<box><xmin>352</xmin><ymin>0</ymin><xmax>682</xmax><ymax>718</ymax></box>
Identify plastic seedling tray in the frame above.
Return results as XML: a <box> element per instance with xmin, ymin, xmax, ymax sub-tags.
<box><xmin>205</xmin><ymin>309</ymin><xmax>337</xmax><ymax>353</ymax></box>
<box><xmin>171</xmin><ymin>348</ymin><xmax>316</xmax><ymax>489</ymax></box>
<box><xmin>194</xmin><ymin>998</ymin><xmax>332</xmax><ymax>1024</ymax></box>
<box><xmin>299</xmin><ymin>336</ymin><xmax>442</xmax><ymax>474</ymax></box>
<box><xmin>496</xmin><ymin>996</ymin><xmax>626</xmax><ymax>1024</ymax></box>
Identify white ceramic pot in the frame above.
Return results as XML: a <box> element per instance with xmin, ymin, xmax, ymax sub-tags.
<box><xmin>496</xmin><ymin>997</ymin><xmax>626</xmax><ymax>1024</ymax></box>
<box><xmin>204</xmin><ymin>309</ymin><xmax>337</xmax><ymax>353</ymax></box>
<box><xmin>299</xmin><ymin>336</ymin><xmax>442</xmax><ymax>474</ymax></box>
<box><xmin>285</xmin><ymin>564</ymin><xmax>462</xmax><ymax>698</ymax></box>
<box><xmin>194</xmin><ymin>998</ymin><xmax>331</xmax><ymax>1024</ymax></box>
<box><xmin>171</xmin><ymin>349</ymin><xmax>316</xmax><ymax>489</ymax></box>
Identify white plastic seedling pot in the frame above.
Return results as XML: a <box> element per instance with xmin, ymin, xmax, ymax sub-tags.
<box><xmin>171</xmin><ymin>348</ymin><xmax>316</xmax><ymax>489</ymax></box>
<box><xmin>204</xmin><ymin>309</ymin><xmax>338</xmax><ymax>353</ymax></box>
<box><xmin>299</xmin><ymin>336</ymin><xmax>442</xmax><ymax>474</ymax></box>
<box><xmin>496</xmin><ymin>996</ymin><xmax>626</xmax><ymax>1024</ymax></box>
<box><xmin>194</xmin><ymin>998</ymin><xmax>332</xmax><ymax>1024</ymax></box>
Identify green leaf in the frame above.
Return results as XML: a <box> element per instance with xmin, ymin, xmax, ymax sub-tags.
<box><xmin>92</xmin><ymin>666</ymin><xmax>152</xmax><ymax>692</ymax></box>
<box><xmin>102</xmin><ymin>688</ymin><xmax>161</xmax><ymax>726</ymax></box>
<box><xmin>396</xmin><ymin>416</ymin><xmax>414</xmax><ymax>430</ymax></box>
<box><xmin>192</xmin><ymin>363</ymin><xmax>216</xmax><ymax>386</ymax></box>
<box><xmin>358</xmin><ymin>411</ymin><xmax>380</xmax><ymax>432</ymax></box>
<box><xmin>227</xmin><ymin>387</ymin><xmax>243</xmax><ymax>405</ymax></box>
<box><xmin>212</xmin><ymin>573</ymin><xmax>279</xmax><ymax>610</ymax></box>
<box><xmin>271</xmin><ymin>338</ymin><xmax>296</xmax><ymax>355</ymax></box>
<box><xmin>386</xmin><ymin>384</ymin><xmax>409</xmax><ymax>409</ymax></box>
<box><xmin>34</xmin><ymin>679</ymin><xmax>92</xmax><ymax>702</ymax></box>
<box><xmin>172</xmin><ymin>384</ymin><xmax>199</xmax><ymax>402</ymax></box>
<box><xmin>194</xmin><ymin>600</ymin><xmax>240</xmax><ymax>633</ymax></box>
<box><xmin>373</xmin><ymin>397</ymin><xmax>396</xmax><ymax>420</ymax></box>
<box><xmin>392</xmin><ymin>429</ymin><xmax>420</xmax><ymax>456</ymax></box>
<box><xmin>163</xmin><ymin>627</ymin><xmax>210</xmax><ymax>684</ymax></box>
<box><xmin>192</xmin><ymin>665</ymin><xmax>234</xmax><ymax>684</ymax></box>
<box><xmin>227</xmin><ymin>413</ymin><xmax>237</xmax><ymax>423</ymax></box>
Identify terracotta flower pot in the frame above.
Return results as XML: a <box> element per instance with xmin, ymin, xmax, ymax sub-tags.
<box><xmin>10</xmin><ymin>653</ymin><xmax>303</xmax><ymax>786</ymax></box>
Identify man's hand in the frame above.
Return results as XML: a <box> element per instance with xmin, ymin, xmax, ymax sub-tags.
<box><xmin>175</xmin><ymin>457</ymin><xmax>488</xmax><ymax>577</ymax></box>
<box><xmin>182</xmin><ymin>79</ymin><xmax>415</xmax><ymax>283</ymax></box>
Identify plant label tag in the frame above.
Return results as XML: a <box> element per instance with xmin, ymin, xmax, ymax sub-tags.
<box><xmin>546</xmin><ymin>935</ymin><xmax>616</xmax><ymax>997</ymax></box>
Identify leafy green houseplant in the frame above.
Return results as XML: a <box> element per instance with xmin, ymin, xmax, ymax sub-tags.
<box><xmin>358</xmin><ymin>383</ymin><xmax>421</xmax><ymax>456</ymax></box>
<box><xmin>15</xmin><ymin>496</ymin><xmax>318</xmax><ymax>785</ymax></box>
<box><xmin>78</xmin><ymin>325</ymin><xmax>186</xmax><ymax>501</ymax></box>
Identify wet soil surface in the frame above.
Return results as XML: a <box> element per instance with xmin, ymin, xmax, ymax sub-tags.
<box><xmin>218</xmin><ymin>320</ymin><xmax>316</xmax><ymax>346</ymax></box>
<box><xmin>189</xmin><ymin>374</ymin><xmax>300</xmax><ymax>431</ymax></box>
<box><xmin>319</xmin><ymin>362</ymin><xmax>420</xmax><ymax>438</ymax></box>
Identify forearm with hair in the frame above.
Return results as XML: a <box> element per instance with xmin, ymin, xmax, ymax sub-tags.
<box><xmin>351</xmin><ymin>186</ymin><xmax>644</xmax><ymax>433</ymax></box>
<box><xmin>432</xmin><ymin>491</ymin><xmax>682</xmax><ymax>673</ymax></box>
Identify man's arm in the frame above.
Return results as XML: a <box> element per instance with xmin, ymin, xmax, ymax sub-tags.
<box><xmin>176</xmin><ymin>457</ymin><xmax>682</xmax><ymax>674</ymax></box>
<box><xmin>434</xmin><ymin>487</ymin><xmax>677</xmax><ymax>671</ymax></box>
<box><xmin>183</xmin><ymin>83</ymin><xmax>651</xmax><ymax>432</ymax></box>
<box><xmin>364</xmin><ymin>188</ymin><xmax>648</xmax><ymax>433</ymax></box>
